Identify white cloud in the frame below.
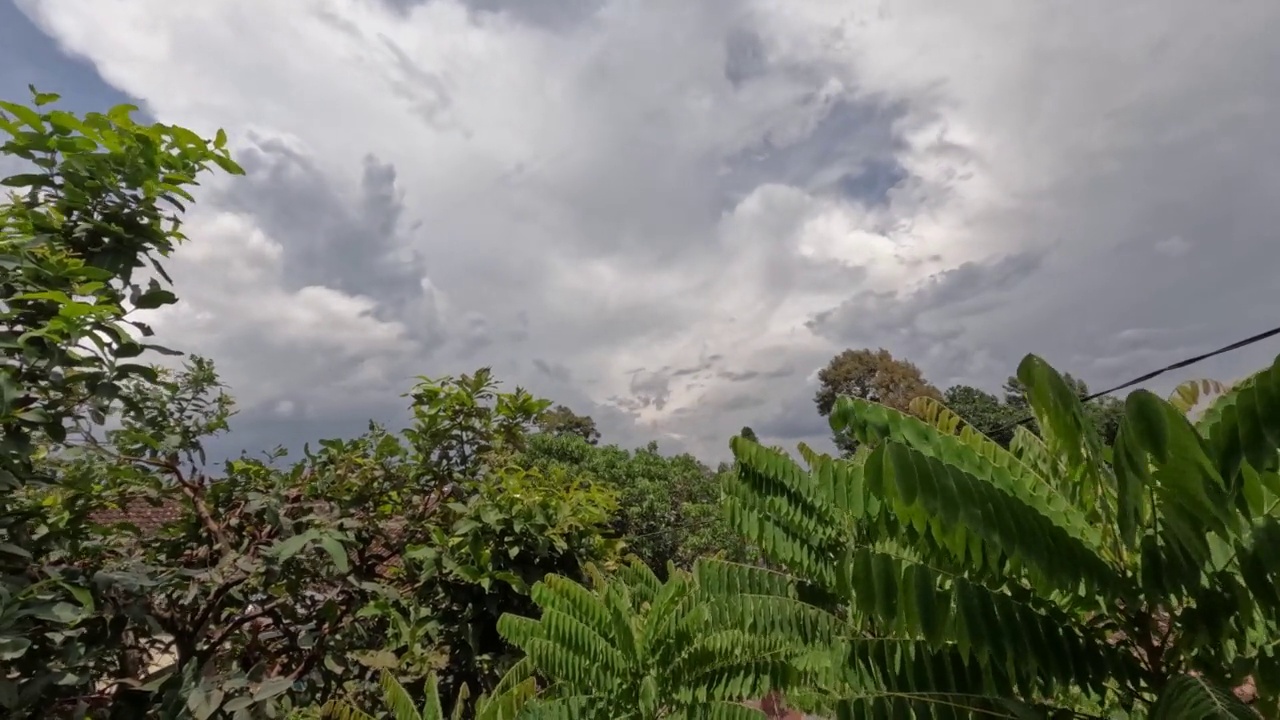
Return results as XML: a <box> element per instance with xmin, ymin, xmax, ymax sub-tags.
<box><xmin>15</xmin><ymin>0</ymin><xmax>1280</xmax><ymax>460</ymax></box>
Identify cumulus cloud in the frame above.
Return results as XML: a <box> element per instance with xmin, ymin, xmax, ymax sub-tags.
<box><xmin>13</xmin><ymin>0</ymin><xmax>1280</xmax><ymax>461</ymax></box>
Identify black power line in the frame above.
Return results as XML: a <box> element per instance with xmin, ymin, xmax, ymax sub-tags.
<box><xmin>989</xmin><ymin>323</ymin><xmax>1280</xmax><ymax>437</ymax></box>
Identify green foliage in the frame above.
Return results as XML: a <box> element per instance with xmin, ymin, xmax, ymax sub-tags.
<box><xmin>944</xmin><ymin>374</ymin><xmax>1126</xmax><ymax>449</ymax></box>
<box><xmin>815</xmin><ymin>348</ymin><xmax>942</xmax><ymax>455</ymax></box>
<box><xmin>321</xmin><ymin>672</ymin><xmax>445</xmax><ymax>720</ymax></box>
<box><xmin>1002</xmin><ymin>372</ymin><xmax>1126</xmax><ymax>446</ymax></box>
<box><xmin>941</xmin><ymin>385</ymin><xmax>1017</xmax><ymax>446</ymax></box>
<box><xmin>497</xmin><ymin>560</ymin><xmax>817</xmax><ymax>720</ymax></box>
<box><xmin>320</xmin><ymin>665</ymin><xmax>536</xmax><ymax>720</ymax></box>
<box><xmin>722</xmin><ymin>351</ymin><xmax>1280</xmax><ymax>717</ymax></box>
<box><xmin>518</xmin><ymin>434</ymin><xmax>746</xmax><ymax>573</ymax></box>
<box><xmin>0</xmin><ymin>87</ymin><xmax>242</xmax><ymax>718</ymax></box>
<box><xmin>536</xmin><ymin>405</ymin><xmax>601</xmax><ymax>445</ymax></box>
<box><xmin>14</xmin><ymin>340</ymin><xmax>618</xmax><ymax>719</ymax></box>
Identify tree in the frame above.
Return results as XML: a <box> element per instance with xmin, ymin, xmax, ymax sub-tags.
<box><xmin>495</xmin><ymin>560</ymin><xmax>813</xmax><ymax>720</ymax></box>
<box><xmin>814</xmin><ymin>348</ymin><xmax>941</xmax><ymax>455</ymax></box>
<box><xmin>0</xmin><ymin>88</ymin><xmax>243</xmax><ymax>718</ymax></box>
<box><xmin>535</xmin><ymin>404</ymin><xmax>600</xmax><ymax>445</ymax></box>
<box><xmin>517</xmin><ymin>434</ymin><xmax>745</xmax><ymax>574</ymax></box>
<box><xmin>718</xmin><ymin>351</ymin><xmax>1280</xmax><ymax>716</ymax></box>
<box><xmin>740</xmin><ymin>426</ymin><xmax>759</xmax><ymax>442</ymax></box>
<box><xmin>940</xmin><ymin>385</ymin><xmax>1016</xmax><ymax>445</ymax></box>
<box><xmin>10</xmin><ymin>337</ymin><xmax>619</xmax><ymax>720</ymax></box>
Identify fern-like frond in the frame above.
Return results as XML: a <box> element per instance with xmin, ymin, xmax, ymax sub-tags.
<box><xmin>382</xmin><ymin>671</ymin><xmax>427</xmax><ymax>720</ymax></box>
<box><xmin>319</xmin><ymin>699</ymin><xmax>379</xmax><ymax>720</ymax></box>
<box><xmin>836</xmin><ymin>638</ymin><xmax>1060</xmax><ymax>719</ymax></box>
<box><xmin>1197</xmin><ymin>353</ymin><xmax>1280</xmax><ymax>488</ymax></box>
<box><xmin>613</xmin><ymin>560</ymin><xmax>663</xmax><ymax>606</ymax></box>
<box><xmin>1150</xmin><ymin>674</ymin><xmax>1260</xmax><ymax>719</ymax></box>
<box><xmin>475</xmin><ymin>657</ymin><xmax>538</xmax><ymax>720</ymax></box>
<box><xmin>665</xmin><ymin>701</ymin><xmax>767</xmax><ymax>720</ymax></box>
<box><xmin>725</xmin><ymin>438</ymin><xmax>848</xmax><ymax>589</ymax></box>
<box><xmin>1113</xmin><ymin>390</ymin><xmax>1239</xmax><ymax>559</ymax></box>
<box><xmin>513</xmin><ymin>694</ymin><xmax>611</xmax><ymax>720</ymax></box>
<box><xmin>1008</xmin><ymin>425</ymin><xmax>1061</xmax><ymax>480</ymax></box>
<box><xmin>531</xmin><ymin>576</ymin><xmax>625</xmax><ymax>649</ymax></box>
<box><xmin>1014</xmin><ymin>355</ymin><xmax>1114</xmax><ymax>526</ymax></box>
<box><xmin>841</xmin><ymin>546</ymin><xmax>1139</xmax><ymax>698</ymax></box>
<box><xmin>864</xmin><ymin>442</ymin><xmax>1126</xmax><ymax>601</ymax></box>
<box><xmin>837</xmin><ymin>397</ymin><xmax>1101</xmax><ymax>553</ymax></box>
<box><xmin>1235</xmin><ymin>515</ymin><xmax>1280</xmax><ymax>617</ymax></box>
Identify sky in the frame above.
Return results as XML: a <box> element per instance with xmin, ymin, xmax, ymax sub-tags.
<box><xmin>5</xmin><ymin>0</ymin><xmax>1280</xmax><ymax>463</ymax></box>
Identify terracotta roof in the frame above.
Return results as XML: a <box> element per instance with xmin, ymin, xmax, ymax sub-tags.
<box><xmin>90</xmin><ymin>497</ymin><xmax>185</xmax><ymax>534</ymax></box>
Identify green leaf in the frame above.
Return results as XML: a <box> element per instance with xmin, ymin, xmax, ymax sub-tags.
<box><xmin>133</xmin><ymin>288</ymin><xmax>178</xmax><ymax>309</ymax></box>
<box><xmin>29</xmin><ymin>86</ymin><xmax>61</xmax><ymax>106</ymax></box>
<box><xmin>107</xmin><ymin>103</ymin><xmax>140</xmax><ymax>125</ymax></box>
<box><xmin>60</xmin><ymin>582</ymin><xmax>95</xmax><ymax>613</ymax></box>
<box><xmin>0</xmin><ymin>100</ymin><xmax>45</xmax><ymax>131</ymax></box>
<box><xmin>0</xmin><ymin>637</ymin><xmax>31</xmax><ymax>661</ymax></box>
<box><xmin>0</xmin><ymin>173</ymin><xmax>53</xmax><ymax>188</ymax></box>
<box><xmin>0</xmin><ymin>543</ymin><xmax>32</xmax><ymax>560</ymax></box>
<box><xmin>223</xmin><ymin>696</ymin><xmax>255</xmax><ymax>713</ymax></box>
<box><xmin>253</xmin><ymin>676</ymin><xmax>294</xmax><ymax>702</ymax></box>
<box><xmin>212</xmin><ymin>153</ymin><xmax>246</xmax><ymax>175</ymax></box>
<box><xmin>273</xmin><ymin>530</ymin><xmax>318</xmax><ymax>562</ymax></box>
<box><xmin>381</xmin><ymin>671</ymin><xmax>425</xmax><ymax>720</ymax></box>
<box><xmin>319</xmin><ymin>536</ymin><xmax>349</xmax><ymax>573</ymax></box>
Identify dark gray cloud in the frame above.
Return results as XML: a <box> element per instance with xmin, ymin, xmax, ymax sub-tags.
<box><xmin>380</xmin><ymin>0</ymin><xmax>605</xmax><ymax>31</ymax></box>
<box><xmin>724</xmin><ymin>27</ymin><xmax>768</xmax><ymax>88</ymax></box>
<box><xmin>806</xmin><ymin>251</ymin><xmax>1045</xmax><ymax>355</ymax></box>
<box><xmin>218</xmin><ymin>139</ymin><xmax>437</xmax><ymax>333</ymax></box>
<box><xmin>720</xmin><ymin>97</ymin><xmax>909</xmax><ymax>207</ymax></box>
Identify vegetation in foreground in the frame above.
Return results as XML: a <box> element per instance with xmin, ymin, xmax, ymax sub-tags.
<box><xmin>2</xmin><ymin>89</ymin><xmax>1276</xmax><ymax>719</ymax></box>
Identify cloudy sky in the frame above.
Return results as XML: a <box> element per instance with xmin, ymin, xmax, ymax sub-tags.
<box><xmin>5</xmin><ymin>0</ymin><xmax>1280</xmax><ymax>462</ymax></box>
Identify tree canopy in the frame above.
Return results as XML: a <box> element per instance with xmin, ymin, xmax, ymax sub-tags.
<box><xmin>814</xmin><ymin>348</ymin><xmax>943</xmax><ymax>455</ymax></box>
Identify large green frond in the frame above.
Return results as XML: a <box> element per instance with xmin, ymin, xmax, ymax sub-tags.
<box><xmin>666</xmin><ymin>701</ymin><xmax>767</xmax><ymax>720</ymax></box>
<box><xmin>725</xmin><ymin>438</ymin><xmax>847</xmax><ymax>589</ymax></box>
<box><xmin>1114</xmin><ymin>390</ymin><xmax>1239</xmax><ymax>558</ymax></box>
<box><xmin>864</xmin><ymin>442</ymin><xmax>1126</xmax><ymax>601</ymax></box>
<box><xmin>841</xmin><ymin>546</ymin><xmax>1138</xmax><ymax>698</ymax></box>
<box><xmin>694</xmin><ymin>559</ymin><xmax>846</xmax><ymax>645</ymax></box>
<box><xmin>1234</xmin><ymin>515</ymin><xmax>1280</xmax><ymax>617</ymax></box>
<box><xmin>1007</xmin><ymin>426</ymin><xmax>1061</xmax><ymax>481</ymax></box>
<box><xmin>380</xmin><ymin>671</ymin><xmax>426</xmax><ymax>720</ymax></box>
<box><xmin>530</xmin><ymin>575</ymin><xmax>624</xmax><ymax>648</ymax></box>
<box><xmin>476</xmin><ymin>658</ymin><xmax>538</xmax><ymax>720</ymax></box>
<box><xmin>514</xmin><ymin>694</ymin><xmax>610</xmax><ymax>720</ymax></box>
<box><xmin>614</xmin><ymin>560</ymin><xmax>663</xmax><ymax>606</ymax></box>
<box><xmin>1014</xmin><ymin>355</ymin><xmax>1113</xmax><ymax>522</ymax></box>
<box><xmin>836</xmin><ymin>397</ymin><xmax>1101</xmax><ymax>552</ymax></box>
<box><xmin>1150</xmin><ymin>674</ymin><xmax>1260</xmax><ymax>719</ymax></box>
<box><xmin>1197</xmin><ymin>353</ymin><xmax>1280</xmax><ymax>489</ymax></box>
<box><xmin>319</xmin><ymin>699</ymin><xmax>379</xmax><ymax>720</ymax></box>
<box><xmin>836</xmin><ymin>639</ymin><xmax>1053</xmax><ymax>719</ymax></box>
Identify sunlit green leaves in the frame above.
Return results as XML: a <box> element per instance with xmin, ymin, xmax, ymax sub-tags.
<box><xmin>730</xmin><ymin>350</ymin><xmax>1280</xmax><ymax>716</ymax></box>
<box><xmin>0</xmin><ymin>86</ymin><xmax>244</xmax><ymax>716</ymax></box>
